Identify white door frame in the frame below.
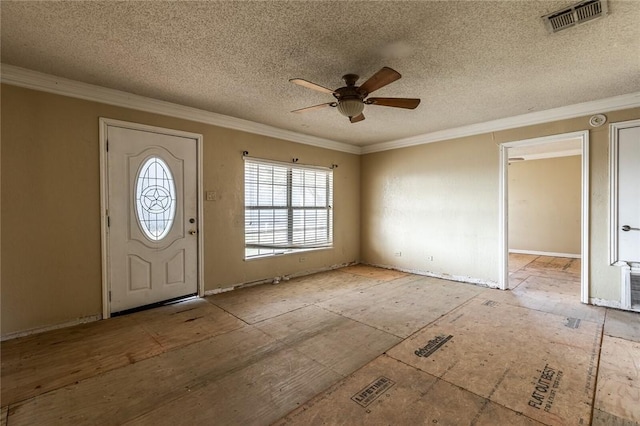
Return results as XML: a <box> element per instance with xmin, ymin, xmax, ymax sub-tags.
<box><xmin>498</xmin><ymin>130</ymin><xmax>590</xmax><ymax>303</ymax></box>
<box><xmin>99</xmin><ymin>118</ymin><xmax>204</xmax><ymax>319</ymax></box>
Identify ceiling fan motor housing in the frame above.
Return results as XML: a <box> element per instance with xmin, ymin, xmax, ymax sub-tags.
<box><xmin>334</xmin><ymin>77</ymin><xmax>366</xmax><ymax>117</ymax></box>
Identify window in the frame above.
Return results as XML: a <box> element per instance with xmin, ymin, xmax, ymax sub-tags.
<box><xmin>244</xmin><ymin>157</ymin><xmax>333</xmax><ymax>259</ymax></box>
<box><xmin>135</xmin><ymin>156</ymin><xmax>176</xmax><ymax>241</ymax></box>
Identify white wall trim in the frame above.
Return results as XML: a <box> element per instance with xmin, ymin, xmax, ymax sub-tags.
<box><xmin>3</xmin><ymin>65</ymin><xmax>639</xmax><ymax>157</ymax></box>
<box><xmin>513</xmin><ymin>148</ymin><xmax>582</xmax><ymax>162</ymax></box>
<box><xmin>363</xmin><ymin>262</ymin><xmax>499</xmax><ymax>289</ymax></box>
<box><xmin>499</xmin><ymin>131</ymin><xmax>590</xmax><ymax>302</ymax></box>
<box><xmin>99</xmin><ymin>120</ymin><xmax>109</xmax><ymax>320</ymax></box>
<box><xmin>590</xmin><ymin>298</ymin><xmax>621</xmax><ymax>309</ymax></box>
<box><xmin>498</xmin><ymin>144</ymin><xmax>509</xmax><ymax>290</ymax></box>
<box><xmin>1</xmin><ymin>315</ymin><xmax>102</xmax><ymax>342</ymax></box>
<box><xmin>581</xmin><ymin>134</ymin><xmax>590</xmax><ymax>304</ymax></box>
<box><xmin>99</xmin><ymin>118</ymin><xmax>205</xmax><ymax>318</ymax></box>
<box><xmin>508</xmin><ymin>249</ymin><xmax>581</xmax><ymax>259</ymax></box>
<box><xmin>1</xmin><ymin>65</ymin><xmax>360</xmax><ymax>155</ymax></box>
<box><xmin>620</xmin><ymin>264</ymin><xmax>631</xmax><ymax>310</ymax></box>
<box><xmin>363</xmin><ymin>92</ymin><xmax>640</xmax><ymax>154</ymax></box>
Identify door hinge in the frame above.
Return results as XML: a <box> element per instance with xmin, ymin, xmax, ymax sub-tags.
<box><xmin>107</xmin><ymin>216</ymin><xmax>110</xmax><ymax>227</ymax></box>
<box><xmin>106</xmin><ymin>140</ymin><xmax>109</xmax><ymax>152</ymax></box>
<box><xmin>109</xmin><ymin>291</ymin><xmax>112</xmax><ymax>302</ymax></box>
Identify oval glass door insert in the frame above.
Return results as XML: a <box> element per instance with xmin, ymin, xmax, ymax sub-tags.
<box><xmin>135</xmin><ymin>156</ymin><xmax>177</xmax><ymax>241</ymax></box>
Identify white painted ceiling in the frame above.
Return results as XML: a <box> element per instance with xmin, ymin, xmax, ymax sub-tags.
<box><xmin>2</xmin><ymin>1</ymin><xmax>639</xmax><ymax>147</ymax></box>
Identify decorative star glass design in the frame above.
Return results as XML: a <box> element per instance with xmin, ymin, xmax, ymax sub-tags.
<box><xmin>135</xmin><ymin>157</ymin><xmax>176</xmax><ymax>241</ymax></box>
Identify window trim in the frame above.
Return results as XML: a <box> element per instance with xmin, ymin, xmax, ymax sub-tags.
<box><xmin>243</xmin><ymin>156</ymin><xmax>334</xmax><ymax>260</ymax></box>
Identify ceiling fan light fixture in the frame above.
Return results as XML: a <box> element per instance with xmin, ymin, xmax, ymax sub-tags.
<box><xmin>337</xmin><ymin>98</ymin><xmax>364</xmax><ymax>118</ymax></box>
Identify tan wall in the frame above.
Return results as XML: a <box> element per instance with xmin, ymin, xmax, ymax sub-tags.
<box><xmin>508</xmin><ymin>156</ymin><xmax>581</xmax><ymax>255</ymax></box>
<box><xmin>361</xmin><ymin>108</ymin><xmax>640</xmax><ymax>302</ymax></box>
<box><xmin>1</xmin><ymin>85</ymin><xmax>361</xmax><ymax>336</ymax></box>
<box><xmin>361</xmin><ymin>134</ymin><xmax>499</xmax><ymax>283</ymax></box>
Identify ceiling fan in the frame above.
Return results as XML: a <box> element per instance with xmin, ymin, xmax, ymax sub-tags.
<box><xmin>289</xmin><ymin>67</ymin><xmax>420</xmax><ymax>123</ymax></box>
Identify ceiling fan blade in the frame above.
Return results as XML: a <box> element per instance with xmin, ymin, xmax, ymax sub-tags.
<box><xmin>289</xmin><ymin>78</ymin><xmax>335</xmax><ymax>94</ymax></box>
<box><xmin>367</xmin><ymin>97</ymin><xmax>421</xmax><ymax>109</ymax></box>
<box><xmin>291</xmin><ymin>102</ymin><xmax>336</xmax><ymax>113</ymax></box>
<box><xmin>358</xmin><ymin>67</ymin><xmax>401</xmax><ymax>95</ymax></box>
<box><xmin>350</xmin><ymin>113</ymin><xmax>365</xmax><ymax>123</ymax></box>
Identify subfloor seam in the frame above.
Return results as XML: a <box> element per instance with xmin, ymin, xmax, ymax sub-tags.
<box><xmin>589</xmin><ymin>308</ymin><xmax>607</xmax><ymax>423</ymax></box>
<box><xmin>386</xmin><ymin>354</ymin><xmax>550</xmax><ymax>426</ymax></box>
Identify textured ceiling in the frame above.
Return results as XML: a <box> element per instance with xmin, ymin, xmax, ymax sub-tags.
<box><xmin>2</xmin><ymin>1</ymin><xmax>639</xmax><ymax>146</ymax></box>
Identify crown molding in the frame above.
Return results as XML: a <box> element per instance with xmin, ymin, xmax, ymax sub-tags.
<box><xmin>362</xmin><ymin>92</ymin><xmax>640</xmax><ymax>154</ymax></box>
<box><xmin>3</xmin><ymin>64</ymin><xmax>639</xmax><ymax>156</ymax></box>
<box><xmin>0</xmin><ymin>64</ymin><xmax>361</xmax><ymax>155</ymax></box>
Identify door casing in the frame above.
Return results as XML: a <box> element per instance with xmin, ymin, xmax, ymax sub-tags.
<box><xmin>100</xmin><ymin>118</ymin><xmax>204</xmax><ymax>319</ymax></box>
<box><xmin>498</xmin><ymin>130</ymin><xmax>590</xmax><ymax>303</ymax></box>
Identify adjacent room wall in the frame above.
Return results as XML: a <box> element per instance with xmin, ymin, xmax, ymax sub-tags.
<box><xmin>361</xmin><ymin>108</ymin><xmax>640</xmax><ymax>301</ymax></box>
<box><xmin>1</xmin><ymin>84</ymin><xmax>361</xmax><ymax>336</ymax></box>
<box><xmin>508</xmin><ymin>155</ymin><xmax>581</xmax><ymax>255</ymax></box>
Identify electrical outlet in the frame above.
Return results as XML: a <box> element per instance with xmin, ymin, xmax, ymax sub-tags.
<box><xmin>206</xmin><ymin>191</ymin><xmax>217</xmax><ymax>201</ymax></box>
<box><xmin>394</xmin><ymin>251</ymin><xmax>402</xmax><ymax>257</ymax></box>
<box><xmin>427</xmin><ymin>256</ymin><xmax>434</xmax><ymax>261</ymax></box>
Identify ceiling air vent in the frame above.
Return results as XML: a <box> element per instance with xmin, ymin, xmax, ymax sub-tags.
<box><xmin>543</xmin><ymin>0</ymin><xmax>608</xmax><ymax>33</ymax></box>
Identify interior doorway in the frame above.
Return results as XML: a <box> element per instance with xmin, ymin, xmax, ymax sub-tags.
<box><xmin>498</xmin><ymin>131</ymin><xmax>590</xmax><ymax>303</ymax></box>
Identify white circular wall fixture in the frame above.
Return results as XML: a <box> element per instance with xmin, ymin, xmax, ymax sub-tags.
<box><xmin>589</xmin><ymin>114</ymin><xmax>607</xmax><ymax>127</ymax></box>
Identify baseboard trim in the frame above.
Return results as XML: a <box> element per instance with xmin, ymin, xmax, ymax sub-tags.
<box><xmin>1</xmin><ymin>314</ymin><xmax>102</xmax><ymax>342</ymax></box>
<box><xmin>362</xmin><ymin>262</ymin><xmax>499</xmax><ymax>289</ymax></box>
<box><xmin>204</xmin><ymin>261</ymin><xmax>358</xmax><ymax>296</ymax></box>
<box><xmin>589</xmin><ymin>298</ymin><xmax>621</xmax><ymax>309</ymax></box>
<box><xmin>509</xmin><ymin>249</ymin><xmax>581</xmax><ymax>259</ymax></box>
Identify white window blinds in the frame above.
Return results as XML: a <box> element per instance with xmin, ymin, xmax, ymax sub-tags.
<box><xmin>244</xmin><ymin>157</ymin><xmax>333</xmax><ymax>259</ymax></box>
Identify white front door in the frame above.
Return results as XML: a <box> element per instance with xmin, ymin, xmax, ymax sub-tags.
<box><xmin>106</xmin><ymin>124</ymin><xmax>199</xmax><ymax>313</ymax></box>
<box><xmin>617</xmin><ymin>124</ymin><xmax>640</xmax><ymax>263</ymax></box>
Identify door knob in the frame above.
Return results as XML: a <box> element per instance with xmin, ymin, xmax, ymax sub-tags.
<box><xmin>189</xmin><ymin>229</ymin><xmax>197</xmax><ymax>235</ymax></box>
<box><xmin>621</xmin><ymin>225</ymin><xmax>640</xmax><ymax>232</ymax></box>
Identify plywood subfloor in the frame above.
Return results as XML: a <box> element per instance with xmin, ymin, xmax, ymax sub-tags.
<box><xmin>7</xmin><ymin>326</ymin><xmax>343</xmax><ymax>425</ymax></box>
<box><xmin>486</xmin><ymin>275</ymin><xmax>605</xmax><ymax>324</ymax></box>
<box><xmin>340</xmin><ymin>264</ymin><xmax>408</xmax><ymax>281</ymax></box>
<box><xmin>509</xmin><ymin>255</ymin><xmax>581</xmax><ymax>286</ymax></box>
<box><xmin>209</xmin><ymin>269</ymin><xmax>387</xmax><ymax>324</ymax></box>
<box><xmin>2</xmin><ymin>260</ymin><xmax>639</xmax><ymax>425</ymax></box>
<box><xmin>605</xmin><ymin>308</ymin><xmax>640</xmax><ymax>342</ymax></box>
<box><xmin>1</xmin><ymin>298</ymin><xmax>244</xmax><ymax>406</ymax></box>
<box><xmin>277</xmin><ymin>354</ymin><xmax>544</xmax><ymax>425</ymax></box>
<box><xmin>317</xmin><ymin>275</ymin><xmax>481</xmax><ymax>338</ymax></box>
<box><xmin>386</xmin><ymin>297</ymin><xmax>601</xmax><ymax>425</ymax></box>
<box><xmin>255</xmin><ymin>305</ymin><xmax>402</xmax><ymax>376</ymax></box>
<box><xmin>593</xmin><ymin>409</ymin><xmax>640</xmax><ymax>426</ymax></box>
<box><xmin>594</xmin><ymin>335</ymin><xmax>640</xmax><ymax>423</ymax></box>
<box><xmin>509</xmin><ymin>253</ymin><xmax>538</xmax><ymax>273</ymax></box>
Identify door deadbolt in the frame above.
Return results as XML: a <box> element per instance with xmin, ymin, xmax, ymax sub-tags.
<box><xmin>189</xmin><ymin>218</ymin><xmax>196</xmax><ymax>224</ymax></box>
